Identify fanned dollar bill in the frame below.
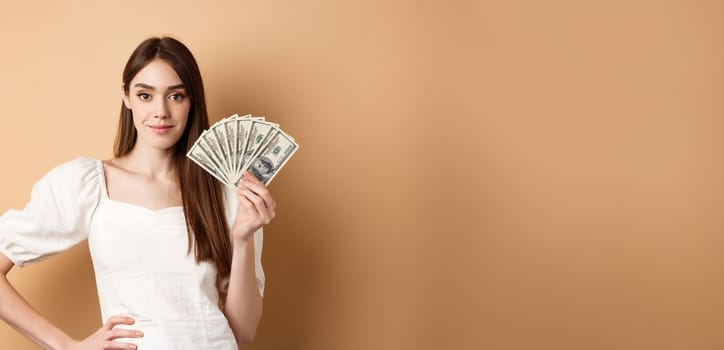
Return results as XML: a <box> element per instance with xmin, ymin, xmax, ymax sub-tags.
<box><xmin>186</xmin><ymin>113</ymin><xmax>299</xmax><ymax>188</ymax></box>
<box><xmin>242</xmin><ymin>128</ymin><xmax>299</xmax><ymax>185</ymax></box>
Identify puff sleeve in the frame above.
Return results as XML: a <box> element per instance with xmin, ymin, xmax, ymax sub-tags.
<box><xmin>0</xmin><ymin>157</ymin><xmax>101</xmax><ymax>267</ymax></box>
<box><xmin>223</xmin><ymin>185</ymin><xmax>266</xmax><ymax>297</ymax></box>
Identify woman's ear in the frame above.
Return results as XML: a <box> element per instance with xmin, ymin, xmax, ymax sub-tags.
<box><xmin>121</xmin><ymin>83</ymin><xmax>131</xmax><ymax>109</ymax></box>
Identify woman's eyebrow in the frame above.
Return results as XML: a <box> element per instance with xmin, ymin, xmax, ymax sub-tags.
<box><xmin>133</xmin><ymin>83</ymin><xmax>186</xmax><ymax>91</ymax></box>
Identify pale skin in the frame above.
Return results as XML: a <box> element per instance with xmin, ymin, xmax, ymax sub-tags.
<box><xmin>0</xmin><ymin>59</ymin><xmax>272</xmax><ymax>349</ymax></box>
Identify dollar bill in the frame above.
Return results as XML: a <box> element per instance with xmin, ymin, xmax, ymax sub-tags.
<box><xmin>234</xmin><ymin>118</ymin><xmax>252</xmax><ymax>181</ymax></box>
<box><xmin>241</xmin><ymin>120</ymin><xmax>278</xmax><ymax>169</ymax></box>
<box><xmin>242</xmin><ymin>128</ymin><xmax>299</xmax><ymax>186</ymax></box>
<box><xmin>197</xmin><ymin>131</ymin><xmax>229</xmax><ymax>180</ymax></box>
<box><xmin>224</xmin><ymin>120</ymin><xmax>237</xmax><ymax>173</ymax></box>
<box><xmin>187</xmin><ymin>139</ymin><xmax>232</xmax><ymax>186</ymax></box>
<box><xmin>211</xmin><ymin>122</ymin><xmax>233</xmax><ymax>175</ymax></box>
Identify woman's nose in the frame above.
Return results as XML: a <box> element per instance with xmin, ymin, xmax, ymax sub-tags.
<box><xmin>154</xmin><ymin>100</ymin><xmax>170</xmax><ymax>118</ymax></box>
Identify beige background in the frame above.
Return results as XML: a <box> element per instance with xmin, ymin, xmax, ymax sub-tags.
<box><xmin>1</xmin><ymin>0</ymin><xmax>723</xmax><ymax>349</ymax></box>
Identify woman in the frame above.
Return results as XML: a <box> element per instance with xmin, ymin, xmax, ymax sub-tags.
<box><xmin>0</xmin><ymin>37</ymin><xmax>272</xmax><ymax>349</ymax></box>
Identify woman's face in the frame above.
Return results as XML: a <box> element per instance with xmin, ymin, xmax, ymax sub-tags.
<box><xmin>123</xmin><ymin>58</ymin><xmax>191</xmax><ymax>152</ymax></box>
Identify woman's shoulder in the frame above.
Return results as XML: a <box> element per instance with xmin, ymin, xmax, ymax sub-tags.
<box><xmin>53</xmin><ymin>156</ymin><xmax>100</xmax><ymax>171</ymax></box>
<box><xmin>36</xmin><ymin>156</ymin><xmax>103</xmax><ymax>194</ymax></box>
<box><xmin>43</xmin><ymin>156</ymin><xmax>100</xmax><ymax>179</ymax></box>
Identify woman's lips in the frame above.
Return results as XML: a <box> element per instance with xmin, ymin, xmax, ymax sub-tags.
<box><xmin>149</xmin><ymin>125</ymin><xmax>174</xmax><ymax>134</ymax></box>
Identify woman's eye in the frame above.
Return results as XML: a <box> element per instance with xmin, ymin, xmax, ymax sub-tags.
<box><xmin>137</xmin><ymin>93</ymin><xmax>150</xmax><ymax>100</ymax></box>
<box><xmin>169</xmin><ymin>93</ymin><xmax>186</xmax><ymax>101</ymax></box>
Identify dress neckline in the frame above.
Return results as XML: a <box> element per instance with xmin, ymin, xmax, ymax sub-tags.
<box><xmin>94</xmin><ymin>158</ymin><xmax>184</xmax><ymax>214</ymax></box>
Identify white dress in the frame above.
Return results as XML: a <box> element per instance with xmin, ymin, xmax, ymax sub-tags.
<box><xmin>0</xmin><ymin>157</ymin><xmax>265</xmax><ymax>349</ymax></box>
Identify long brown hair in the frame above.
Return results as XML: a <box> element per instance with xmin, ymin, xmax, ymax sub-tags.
<box><xmin>114</xmin><ymin>37</ymin><xmax>232</xmax><ymax>302</ymax></box>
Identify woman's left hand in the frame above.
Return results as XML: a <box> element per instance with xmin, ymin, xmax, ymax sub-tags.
<box><xmin>232</xmin><ymin>170</ymin><xmax>276</xmax><ymax>242</ymax></box>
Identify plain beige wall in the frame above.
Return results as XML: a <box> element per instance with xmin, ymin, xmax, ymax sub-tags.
<box><xmin>1</xmin><ymin>0</ymin><xmax>723</xmax><ymax>349</ymax></box>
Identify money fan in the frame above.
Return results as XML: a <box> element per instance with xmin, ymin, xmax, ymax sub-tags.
<box><xmin>187</xmin><ymin>114</ymin><xmax>299</xmax><ymax>187</ymax></box>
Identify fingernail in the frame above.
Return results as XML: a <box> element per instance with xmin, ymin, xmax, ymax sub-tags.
<box><xmin>137</xmin><ymin>331</ymin><xmax>144</xmax><ymax>337</ymax></box>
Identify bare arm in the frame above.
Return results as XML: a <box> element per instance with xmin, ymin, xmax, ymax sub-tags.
<box><xmin>0</xmin><ymin>253</ymin><xmax>75</xmax><ymax>349</ymax></box>
<box><xmin>223</xmin><ymin>238</ymin><xmax>264</xmax><ymax>347</ymax></box>
<box><xmin>0</xmin><ymin>254</ymin><xmax>143</xmax><ymax>350</ymax></box>
<box><xmin>224</xmin><ymin>171</ymin><xmax>274</xmax><ymax>346</ymax></box>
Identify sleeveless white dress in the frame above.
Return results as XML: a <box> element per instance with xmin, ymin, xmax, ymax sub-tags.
<box><xmin>0</xmin><ymin>157</ymin><xmax>265</xmax><ymax>349</ymax></box>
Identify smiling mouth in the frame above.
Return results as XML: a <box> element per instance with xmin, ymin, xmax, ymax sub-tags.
<box><xmin>147</xmin><ymin>125</ymin><xmax>175</xmax><ymax>135</ymax></box>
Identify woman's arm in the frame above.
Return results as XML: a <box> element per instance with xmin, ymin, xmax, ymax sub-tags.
<box><xmin>0</xmin><ymin>254</ymin><xmax>142</xmax><ymax>350</ymax></box>
<box><xmin>224</xmin><ymin>171</ymin><xmax>275</xmax><ymax>346</ymax></box>
<box><xmin>223</xmin><ymin>237</ymin><xmax>264</xmax><ymax>346</ymax></box>
<box><xmin>0</xmin><ymin>254</ymin><xmax>75</xmax><ymax>349</ymax></box>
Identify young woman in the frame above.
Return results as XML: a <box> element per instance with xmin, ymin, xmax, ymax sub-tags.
<box><xmin>0</xmin><ymin>37</ymin><xmax>273</xmax><ymax>349</ymax></box>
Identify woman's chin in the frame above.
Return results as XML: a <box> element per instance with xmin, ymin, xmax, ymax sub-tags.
<box><xmin>138</xmin><ymin>138</ymin><xmax>181</xmax><ymax>152</ymax></box>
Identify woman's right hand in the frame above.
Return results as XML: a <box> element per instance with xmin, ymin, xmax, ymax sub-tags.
<box><xmin>62</xmin><ymin>316</ymin><xmax>143</xmax><ymax>350</ymax></box>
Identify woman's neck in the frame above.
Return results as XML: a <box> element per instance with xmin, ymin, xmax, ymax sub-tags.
<box><xmin>116</xmin><ymin>145</ymin><xmax>177</xmax><ymax>181</ymax></box>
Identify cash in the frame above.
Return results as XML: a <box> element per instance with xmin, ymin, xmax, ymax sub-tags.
<box><xmin>187</xmin><ymin>114</ymin><xmax>299</xmax><ymax>187</ymax></box>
